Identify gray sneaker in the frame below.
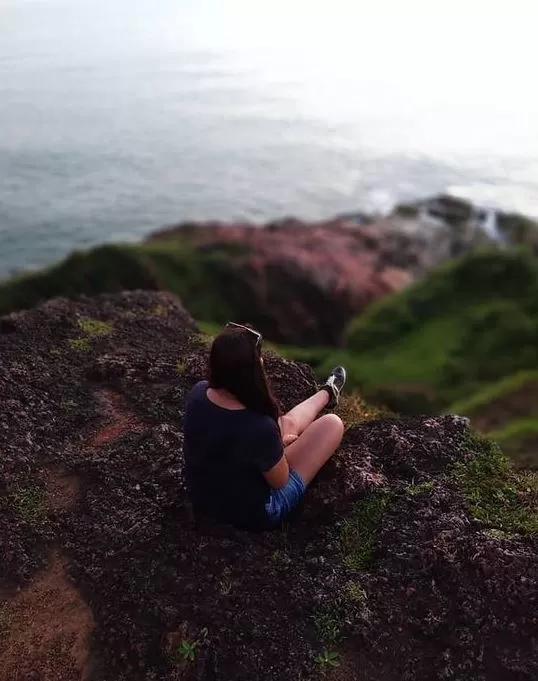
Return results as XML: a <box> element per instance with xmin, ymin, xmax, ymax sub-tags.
<box><xmin>322</xmin><ymin>366</ymin><xmax>347</xmax><ymax>408</ymax></box>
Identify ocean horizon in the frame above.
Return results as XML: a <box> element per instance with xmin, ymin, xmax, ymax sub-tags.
<box><xmin>1</xmin><ymin>0</ymin><xmax>537</xmax><ymax>278</ymax></box>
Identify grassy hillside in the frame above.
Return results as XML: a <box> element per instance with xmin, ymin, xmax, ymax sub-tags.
<box><xmin>0</xmin><ymin>240</ymin><xmax>250</xmax><ymax>323</ymax></box>
<box><xmin>488</xmin><ymin>419</ymin><xmax>538</xmax><ymax>470</ymax></box>
<box><xmin>309</xmin><ymin>249</ymin><xmax>538</xmax><ymax>411</ymax></box>
<box><xmin>448</xmin><ymin>371</ymin><xmax>538</xmax><ymax>428</ymax></box>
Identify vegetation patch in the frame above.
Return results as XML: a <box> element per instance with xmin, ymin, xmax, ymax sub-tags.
<box><xmin>68</xmin><ymin>338</ymin><xmax>91</xmax><ymax>352</ymax></box>
<box><xmin>454</xmin><ymin>433</ymin><xmax>538</xmax><ymax>535</ymax></box>
<box><xmin>335</xmin><ymin>392</ymin><xmax>390</xmax><ymax>428</ymax></box>
<box><xmin>175</xmin><ymin>361</ymin><xmax>187</xmax><ymax>375</ymax></box>
<box><xmin>488</xmin><ymin>418</ymin><xmax>538</xmax><ymax>470</ymax></box>
<box><xmin>77</xmin><ymin>317</ymin><xmax>114</xmax><ymax>337</ymax></box>
<box><xmin>338</xmin><ymin>491</ymin><xmax>390</xmax><ymax>570</ymax></box>
<box><xmin>405</xmin><ymin>480</ymin><xmax>435</xmax><ymax>496</ymax></box>
<box><xmin>312</xmin><ymin>607</ymin><xmax>342</xmax><ymax>645</ymax></box>
<box><xmin>314</xmin><ymin>649</ymin><xmax>340</xmax><ymax>671</ymax></box>
<box><xmin>448</xmin><ymin>370</ymin><xmax>538</xmax><ymax>416</ymax></box>
<box><xmin>175</xmin><ymin>639</ymin><xmax>198</xmax><ymax>663</ymax></box>
<box><xmin>11</xmin><ymin>486</ymin><xmax>45</xmax><ymax>522</ymax></box>
<box><xmin>311</xmin><ymin>249</ymin><xmax>538</xmax><ymax>412</ymax></box>
<box><xmin>345</xmin><ymin>580</ymin><xmax>368</xmax><ymax>606</ymax></box>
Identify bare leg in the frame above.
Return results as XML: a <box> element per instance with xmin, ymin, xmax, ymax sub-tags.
<box><xmin>284</xmin><ymin>413</ymin><xmax>344</xmax><ymax>485</ymax></box>
<box><xmin>279</xmin><ymin>390</ymin><xmax>330</xmax><ymax>442</ymax></box>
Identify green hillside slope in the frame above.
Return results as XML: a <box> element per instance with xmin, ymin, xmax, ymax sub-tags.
<box><xmin>326</xmin><ymin>249</ymin><xmax>538</xmax><ymax>411</ymax></box>
<box><xmin>0</xmin><ymin>240</ymin><xmax>248</xmax><ymax>323</ymax></box>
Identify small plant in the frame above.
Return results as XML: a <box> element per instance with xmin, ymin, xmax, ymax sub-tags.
<box><xmin>175</xmin><ymin>360</ymin><xmax>187</xmax><ymax>375</ymax></box>
<box><xmin>61</xmin><ymin>399</ymin><xmax>78</xmax><ymax>410</ymax></box>
<box><xmin>176</xmin><ymin>639</ymin><xmax>198</xmax><ymax>663</ymax></box>
<box><xmin>312</xmin><ymin>608</ymin><xmax>341</xmax><ymax>645</ymax></box>
<box><xmin>77</xmin><ymin>317</ymin><xmax>113</xmax><ymax>336</ymax></box>
<box><xmin>315</xmin><ymin>649</ymin><xmax>340</xmax><ymax>670</ymax></box>
<box><xmin>405</xmin><ymin>480</ymin><xmax>435</xmax><ymax>496</ymax></box>
<box><xmin>345</xmin><ymin>580</ymin><xmax>367</xmax><ymax>605</ymax></box>
<box><xmin>68</xmin><ymin>338</ymin><xmax>91</xmax><ymax>351</ymax></box>
<box><xmin>219</xmin><ymin>567</ymin><xmax>233</xmax><ymax>596</ymax></box>
<box><xmin>195</xmin><ymin>333</ymin><xmax>214</xmax><ymax>348</ymax></box>
<box><xmin>270</xmin><ymin>549</ymin><xmax>287</xmax><ymax>565</ymax></box>
<box><xmin>153</xmin><ymin>304</ymin><xmax>168</xmax><ymax>317</ymax></box>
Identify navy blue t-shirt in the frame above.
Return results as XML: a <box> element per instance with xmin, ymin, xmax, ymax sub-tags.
<box><xmin>183</xmin><ymin>381</ymin><xmax>284</xmax><ymax>529</ymax></box>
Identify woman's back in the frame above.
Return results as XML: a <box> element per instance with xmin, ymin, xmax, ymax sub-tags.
<box><xmin>183</xmin><ymin>381</ymin><xmax>283</xmax><ymax>529</ymax></box>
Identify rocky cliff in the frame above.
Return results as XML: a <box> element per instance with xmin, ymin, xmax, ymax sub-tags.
<box><xmin>0</xmin><ymin>194</ymin><xmax>506</xmax><ymax>346</ymax></box>
<box><xmin>1</xmin><ymin>292</ymin><xmax>536</xmax><ymax>681</ymax></box>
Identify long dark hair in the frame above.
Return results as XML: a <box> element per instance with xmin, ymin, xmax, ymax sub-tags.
<box><xmin>208</xmin><ymin>325</ymin><xmax>280</xmax><ymax>422</ymax></box>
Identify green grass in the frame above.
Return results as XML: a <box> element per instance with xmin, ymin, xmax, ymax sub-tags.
<box><xmin>0</xmin><ymin>244</ymin><xmax>159</xmax><ymax>316</ymax></box>
<box><xmin>448</xmin><ymin>371</ymin><xmax>538</xmax><ymax>417</ymax></box>
<box><xmin>68</xmin><ymin>338</ymin><xmax>92</xmax><ymax>352</ymax></box>
<box><xmin>175</xmin><ymin>360</ymin><xmax>187</xmax><ymax>375</ymax></box>
<box><xmin>345</xmin><ymin>580</ymin><xmax>368</xmax><ymax>605</ymax></box>
<box><xmin>322</xmin><ymin>249</ymin><xmax>538</xmax><ymax>412</ymax></box>
<box><xmin>489</xmin><ymin>418</ymin><xmax>538</xmax><ymax>470</ymax></box>
<box><xmin>12</xmin><ymin>486</ymin><xmax>44</xmax><ymax>521</ymax></box>
<box><xmin>312</xmin><ymin>608</ymin><xmax>342</xmax><ymax>645</ymax></box>
<box><xmin>77</xmin><ymin>316</ymin><xmax>114</xmax><ymax>336</ymax></box>
<box><xmin>0</xmin><ymin>238</ymin><xmax>253</xmax><ymax>324</ymax></box>
<box><xmin>405</xmin><ymin>480</ymin><xmax>435</xmax><ymax>496</ymax></box>
<box><xmin>196</xmin><ymin>320</ymin><xmax>221</xmax><ymax>337</ymax></box>
<box><xmin>454</xmin><ymin>434</ymin><xmax>538</xmax><ymax>534</ymax></box>
<box><xmin>339</xmin><ymin>492</ymin><xmax>390</xmax><ymax>570</ymax></box>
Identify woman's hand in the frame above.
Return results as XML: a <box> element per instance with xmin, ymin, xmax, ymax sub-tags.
<box><xmin>282</xmin><ymin>433</ymin><xmax>298</xmax><ymax>447</ymax></box>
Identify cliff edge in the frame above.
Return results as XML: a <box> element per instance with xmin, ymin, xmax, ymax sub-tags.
<box><xmin>0</xmin><ymin>292</ymin><xmax>536</xmax><ymax>681</ymax></box>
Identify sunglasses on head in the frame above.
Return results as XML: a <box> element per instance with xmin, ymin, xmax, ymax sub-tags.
<box><xmin>226</xmin><ymin>322</ymin><xmax>262</xmax><ymax>348</ymax></box>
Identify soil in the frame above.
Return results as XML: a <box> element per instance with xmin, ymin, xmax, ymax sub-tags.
<box><xmin>1</xmin><ymin>291</ymin><xmax>536</xmax><ymax>681</ymax></box>
<box><xmin>0</xmin><ymin>552</ymin><xmax>94</xmax><ymax>681</ymax></box>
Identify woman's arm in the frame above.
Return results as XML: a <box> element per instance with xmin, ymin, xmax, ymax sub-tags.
<box><xmin>263</xmin><ymin>455</ymin><xmax>290</xmax><ymax>489</ymax></box>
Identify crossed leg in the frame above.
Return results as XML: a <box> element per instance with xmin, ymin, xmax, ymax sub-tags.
<box><xmin>279</xmin><ymin>391</ymin><xmax>344</xmax><ymax>485</ymax></box>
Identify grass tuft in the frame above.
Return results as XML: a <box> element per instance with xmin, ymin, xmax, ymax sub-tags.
<box><xmin>77</xmin><ymin>317</ymin><xmax>114</xmax><ymax>337</ymax></box>
<box><xmin>454</xmin><ymin>433</ymin><xmax>538</xmax><ymax>535</ymax></box>
<box><xmin>339</xmin><ymin>492</ymin><xmax>390</xmax><ymax>570</ymax></box>
<box><xmin>335</xmin><ymin>392</ymin><xmax>390</xmax><ymax>428</ymax></box>
<box><xmin>405</xmin><ymin>480</ymin><xmax>435</xmax><ymax>496</ymax></box>
<box><xmin>345</xmin><ymin>580</ymin><xmax>368</xmax><ymax>605</ymax></box>
<box><xmin>175</xmin><ymin>360</ymin><xmax>187</xmax><ymax>375</ymax></box>
<box><xmin>68</xmin><ymin>338</ymin><xmax>91</xmax><ymax>352</ymax></box>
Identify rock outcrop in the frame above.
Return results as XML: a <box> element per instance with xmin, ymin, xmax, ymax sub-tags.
<box><xmin>1</xmin><ymin>291</ymin><xmax>536</xmax><ymax>681</ymax></box>
<box><xmin>147</xmin><ymin>202</ymin><xmax>497</xmax><ymax>345</ymax></box>
<box><xmin>0</xmin><ymin>194</ymin><xmax>515</xmax><ymax>346</ymax></box>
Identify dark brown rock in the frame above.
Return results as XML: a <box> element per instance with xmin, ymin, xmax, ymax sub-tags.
<box><xmin>0</xmin><ymin>292</ymin><xmax>536</xmax><ymax>681</ymax></box>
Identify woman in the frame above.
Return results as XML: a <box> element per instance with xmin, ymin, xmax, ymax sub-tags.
<box><xmin>183</xmin><ymin>322</ymin><xmax>346</xmax><ymax>530</ymax></box>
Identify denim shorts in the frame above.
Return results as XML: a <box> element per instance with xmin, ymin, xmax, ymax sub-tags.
<box><xmin>265</xmin><ymin>469</ymin><xmax>306</xmax><ymax>524</ymax></box>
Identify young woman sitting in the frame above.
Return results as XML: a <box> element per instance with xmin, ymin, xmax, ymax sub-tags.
<box><xmin>183</xmin><ymin>322</ymin><xmax>346</xmax><ymax>530</ymax></box>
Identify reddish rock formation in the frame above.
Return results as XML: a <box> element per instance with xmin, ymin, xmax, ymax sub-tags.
<box><xmin>149</xmin><ymin>219</ymin><xmax>417</xmax><ymax>345</ymax></box>
<box><xmin>147</xmin><ymin>203</ymin><xmax>497</xmax><ymax>345</ymax></box>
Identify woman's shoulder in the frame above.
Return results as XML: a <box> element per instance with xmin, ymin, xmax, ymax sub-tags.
<box><xmin>186</xmin><ymin>380</ymin><xmax>209</xmax><ymax>404</ymax></box>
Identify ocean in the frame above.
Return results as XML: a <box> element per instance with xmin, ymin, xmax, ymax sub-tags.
<box><xmin>1</xmin><ymin>0</ymin><xmax>537</xmax><ymax>278</ymax></box>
